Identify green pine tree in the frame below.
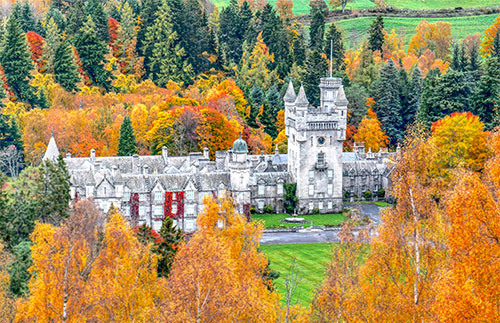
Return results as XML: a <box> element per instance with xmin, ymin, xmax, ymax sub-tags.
<box><xmin>248</xmin><ymin>85</ymin><xmax>264</xmax><ymax>128</ymax></box>
<box><xmin>0</xmin><ymin>14</ymin><xmax>37</xmax><ymax>106</ymax></box>
<box><xmin>345</xmin><ymin>82</ymin><xmax>368</xmax><ymax>127</ymax></box>
<box><xmin>45</xmin><ymin>5</ymin><xmax>66</xmax><ymax>31</ymax></box>
<box><xmin>309</xmin><ymin>0</ymin><xmax>326</xmax><ymax>52</ymax></box>
<box><xmin>136</xmin><ymin>0</ymin><xmax>160</xmax><ymax>58</ymax></box>
<box><xmin>260</xmin><ymin>85</ymin><xmax>280</xmax><ymax>138</ymax></box>
<box><xmin>84</xmin><ymin>0</ymin><xmax>110</xmax><ymax>42</ymax></box>
<box><xmin>417</xmin><ymin>68</ymin><xmax>441</xmax><ymax>128</ymax></box>
<box><xmin>291</xmin><ymin>23</ymin><xmax>306</xmax><ymax>66</ymax></box>
<box><xmin>404</xmin><ymin>67</ymin><xmax>423</xmax><ymax>129</ymax></box>
<box><xmin>153</xmin><ymin>217</ymin><xmax>183</xmax><ymax>277</ymax></box>
<box><xmin>261</xmin><ymin>4</ymin><xmax>290</xmax><ymax>77</ymax></box>
<box><xmin>324</xmin><ymin>23</ymin><xmax>345</xmax><ymax>72</ymax></box>
<box><xmin>8</xmin><ymin>240</ymin><xmax>32</xmax><ymax>296</ymax></box>
<box><xmin>303</xmin><ymin>49</ymin><xmax>328</xmax><ymax>107</ymax></box>
<box><xmin>74</xmin><ymin>16</ymin><xmax>112</xmax><ymax>90</ymax></box>
<box><xmin>451</xmin><ymin>43</ymin><xmax>461</xmax><ymax>71</ymax></box>
<box><xmin>471</xmin><ymin>56</ymin><xmax>500</xmax><ymax>130</ymax></box>
<box><xmin>218</xmin><ymin>0</ymin><xmax>243</xmax><ymax>65</ymax></box>
<box><xmin>40</xmin><ymin>17</ymin><xmax>61</xmax><ymax>74</ymax></box>
<box><xmin>368</xmin><ymin>16</ymin><xmax>384</xmax><ymax>54</ymax></box>
<box><xmin>370</xmin><ymin>59</ymin><xmax>403</xmax><ymax>145</ymax></box>
<box><xmin>53</xmin><ymin>40</ymin><xmax>81</xmax><ymax>92</ymax></box>
<box><xmin>492</xmin><ymin>32</ymin><xmax>500</xmax><ymax>64</ymax></box>
<box><xmin>12</xmin><ymin>1</ymin><xmax>42</xmax><ymax>34</ymax></box>
<box><xmin>65</xmin><ymin>0</ymin><xmax>86</xmax><ymax>39</ymax></box>
<box><xmin>117</xmin><ymin>116</ymin><xmax>138</xmax><ymax>156</ymax></box>
<box><xmin>142</xmin><ymin>0</ymin><xmax>194</xmax><ymax>86</ymax></box>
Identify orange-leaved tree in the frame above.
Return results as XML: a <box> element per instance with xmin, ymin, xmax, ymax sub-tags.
<box><xmin>480</xmin><ymin>14</ymin><xmax>500</xmax><ymax>57</ymax></box>
<box><xmin>158</xmin><ymin>195</ymin><xmax>280</xmax><ymax>322</ymax></box>
<box><xmin>16</xmin><ymin>201</ymin><xmax>159</xmax><ymax>322</ymax></box>
<box><xmin>353</xmin><ymin>99</ymin><xmax>388</xmax><ymax>152</ymax></box>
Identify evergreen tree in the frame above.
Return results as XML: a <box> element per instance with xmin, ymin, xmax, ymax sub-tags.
<box><xmin>309</xmin><ymin>0</ymin><xmax>326</xmax><ymax>52</ymax></box>
<box><xmin>153</xmin><ymin>217</ymin><xmax>183</xmax><ymax>277</ymax></box>
<box><xmin>248</xmin><ymin>85</ymin><xmax>264</xmax><ymax>128</ymax></box>
<box><xmin>345</xmin><ymin>82</ymin><xmax>368</xmax><ymax>127</ymax></box>
<box><xmin>492</xmin><ymin>32</ymin><xmax>500</xmax><ymax>64</ymax></box>
<box><xmin>40</xmin><ymin>18</ymin><xmax>61</xmax><ymax>74</ymax></box>
<box><xmin>417</xmin><ymin>68</ymin><xmax>441</xmax><ymax>127</ymax></box>
<box><xmin>84</xmin><ymin>0</ymin><xmax>110</xmax><ymax>42</ymax></box>
<box><xmin>240</xmin><ymin>1</ymin><xmax>256</xmax><ymax>46</ymax></box>
<box><xmin>260</xmin><ymin>85</ymin><xmax>280</xmax><ymax>138</ymax></box>
<box><xmin>368</xmin><ymin>16</ymin><xmax>384</xmax><ymax>53</ymax></box>
<box><xmin>324</xmin><ymin>23</ymin><xmax>345</xmax><ymax>72</ymax></box>
<box><xmin>114</xmin><ymin>1</ymin><xmax>141</xmax><ymax>76</ymax></box>
<box><xmin>451</xmin><ymin>43</ymin><xmax>461</xmax><ymax>71</ymax></box>
<box><xmin>260</xmin><ymin>4</ymin><xmax>290</xmax><ymax>77</ymax></box>
<box><xmin>45</xmin><ymin>5</ymin><xmax>66</xmax><ymax>31</ymax></box>
<box><xmin>117</xmin><ymin>116</ymin><xmax>138</xmax><ymax>156</ymax></box>
<box><xmin>399</xmin><ymin>68</ymin><xmax>409</xmax><ymax>116</ymax></box>
<box><xmin>401</xmin><ymin>67</ymin><xmax>422</xmax><ymax>130</ymax></box>
<box><xmin>142</xmin><ymin>0</ymin><xmax>194</xmax><ymax>86</ymax></box>
<box><xmin>471</xmin><ymin>56</ymin><xmax>500</xmax><ymax>130</ymax></box>
<box><xmin>370</xmin><ymin>59</ymin><xmax>403</xmax><ymax>145</ymax></box>
<box><xmin>291</xmin><ymin>23</ymin><xmax>306</xmax><ymax>65</ymax></box>
<box><xmin>467</xmin><ymin>44</ymin><xmax>481</xmax><ymax>82</ymax></box>
<box><xmin>0</xmin><ymin>14</ymin><xmax>37</xmax><ymax>106</ymax></box>
<box><xmin>136</xmin><ymin>0</ymin><xmax>160</xmax><ymax>58</ymax></box>
<box><xmin>38</xmin><ymin>156</ymin><xmax>71</xmax><ymax>224</ymax></box>
<box><xmin>219</xmin><ymin>0</ymin><xmax>243</xmax><ymax>65</ymax></box>
<box><xmin>74</xmin><ymin>16</ymin><xmax>112</xmax><ymax>90</ymax></box>
<box><xmin>53</xmin><ymin>40</ymin><xmax>81</xmax><ymax>92</ymax></box>
<box><xmin>12</xmin><ymin>1</ymin><xmax>42</xmax><ymax>34</ymax></box>
<box><xmin>65</xmin><ymin>0</ymin><xmax>86</xmax><ymax>40</ymax></box>
<box><xmin>303</xmin><ymin>49</ymin><xmax>328</xmax><ymax>107</ymax></box>
<box><xmin>8</xmin><ymin>241</ymin><xmax>32</xmax><ymax>296</ymax></box>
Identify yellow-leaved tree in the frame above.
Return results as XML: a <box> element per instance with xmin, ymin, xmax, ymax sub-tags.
<box><xmin>16</xmin><ymin>201</ymin><xmax>159</xmax><ymax>322</ymax></box>
<box><xmin>0</xmin><ymin>242</ymin><xmax>15</xmax><ymax>322</ymax></box>
<box><xmin>158</xmin><ymin>195</ymin><xmax>281</xmax><ymax>322</ymax></box>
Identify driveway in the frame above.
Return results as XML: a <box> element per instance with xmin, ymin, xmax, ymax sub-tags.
<box><xmin>260</xmin><ymin>203</ymin><xmax>387</xmax><ymax>245</ymax></box>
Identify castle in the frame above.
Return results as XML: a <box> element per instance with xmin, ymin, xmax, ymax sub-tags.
<box><xmin>43</xmin><ymin>77</ymin><xmax>394</xmax><ymax>232</ymax></box>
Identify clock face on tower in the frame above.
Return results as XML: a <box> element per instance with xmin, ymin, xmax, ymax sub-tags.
<box><xmin>317</xmin><ymin>136</ymin><xmax>325</xmax><ymax>145</ymax></box>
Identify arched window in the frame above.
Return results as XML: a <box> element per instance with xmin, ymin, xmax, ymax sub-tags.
<box><xmin>318</xmin><ymin>152</ymin><xmax>325</xmax><ymax>164</ymax></box>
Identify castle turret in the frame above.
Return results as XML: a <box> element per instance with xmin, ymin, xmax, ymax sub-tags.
<box><xmin>43</xmin><ymin>132</ymin><xmax>60</xmax><ymax>161</ymax></box>
<box><xmin>229</xmin><ymin>134</ymin><xmax>251</xmax><ymax>212</ymax></box>
<box><xmin>294</xmin><ymin>84</ymin><xmax>309</xmax><ymax>110</ymax></box>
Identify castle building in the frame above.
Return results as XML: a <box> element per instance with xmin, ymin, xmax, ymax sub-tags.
<box><xmin>44</xmin><ymin>77</ymin><xmax>394</xmax><ymax>232</ymax></box>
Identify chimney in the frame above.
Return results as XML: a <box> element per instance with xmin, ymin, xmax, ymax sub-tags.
<box><xmin>133</xmin><ymin>154</ymin><xmax>139</xmax><ymax>173</ymax></box>
<box><xmin>111</xmin><ymin>165</ymin><xmax>118</xmax><ymax>176</ymax></box>
<box><xmin>275</xmin><ymin>145</ymin><xmax>279</xmax><ymax>156</ymax></box>
<box><xmin>203</xmin><ymin>147</ymin><xmax>209</xmax><ymax>159</ymax></box>
<box><xmin>143</xmin><ymin>164</ymin><xmax>149</xmax><ymax>175</ymax></box>
<box><xmin>90</xmin><ymin>149</ymin><xmax>95</xmax><ymax>162</ymax></box>
<box><xmin>66</xmin><ymin>153</ymin><xmax>71</xmax><ymax>159</ymax></box>
<box><xmin>162</xmin><ymin>146</ymin><xmax>168</xmax><ymax>164</ymax></box>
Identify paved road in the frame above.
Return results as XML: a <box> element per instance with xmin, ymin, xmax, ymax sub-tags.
<box><xmin>260</xmin><ymin>203</ymin><xmax>386</xmax><ymax>245</ymax></box>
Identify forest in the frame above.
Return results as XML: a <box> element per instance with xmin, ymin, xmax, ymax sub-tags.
<box><xmin>0</xmin><ymin>0</ymin><xmax>499</xmax><ymax>321</ymax></box>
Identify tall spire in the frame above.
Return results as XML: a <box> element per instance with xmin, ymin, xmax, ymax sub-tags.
<box><xmin>329</xmin><ymin>39</ymin><xmax>333</xmax><ymax>78</ymax></box>
<box><xmin>295</xmin><ymin>83</ymin><xmax>309</xmax><ymax>107</ymax></box>
<box><xmin>43</xmin><ymin>132</ymin><xmax>60</xmax><ymax>161</ymax></box>
<box><xmin>283</xmin><ymin>78</ymin><xmax>296</xmax><ymax>103</ymax></box>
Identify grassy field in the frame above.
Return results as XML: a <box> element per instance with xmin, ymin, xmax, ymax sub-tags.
<box><xmin>261</xmin><ymin>243</ymin><xmax>333</xmax><ymax>305</ymax></box>
<box><xmin>211</xmin><ymin>0</ymin><xmax>376</xmax><ymax>15</ymax></box>
<box><xmin>385</xmin><ymin>0</ymin><xmax>500</xmax><ymax>10</ymax></box>
<box><xmin>335</xmin><ymin>14</ymin><xmax>499</xmax><ymax>48</ymax></box>
<box><xmin>252</xmin><ymin>212</ymin><xmax>346</xmax><ymax>228</ymax></box>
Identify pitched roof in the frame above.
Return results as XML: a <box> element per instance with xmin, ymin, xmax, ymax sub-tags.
<box><xmin>295</xmin><ymin>84</ymin><xmax>309</xmax><ymax>106</ymax></box>
<box><xmin>43</xmin><ymin>134</ymin><xmax>60</xmax><ymax>161</ymax></box>
<box><xmin>283</xmin><ymin>79</ymin><xmax>296</xmax><ymax>103</ymax></box>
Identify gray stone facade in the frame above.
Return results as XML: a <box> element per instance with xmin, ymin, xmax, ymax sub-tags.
<box><xmin>44</xmin><ymin>77</ymin><xmax>394</xmax><ymax>232</ymax></box>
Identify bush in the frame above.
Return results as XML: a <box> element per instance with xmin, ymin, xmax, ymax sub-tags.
<box><xmin>264</xmin><ymin>204</ymin><xmax>274</xmax><ymax>213</ymax></box>
<box><xmin>312</xmin><ymin>208</ymin><xmax>320</xmax><ymax>214</ymax></box>
<box><xmin>344</xmin><ymin>191</ymin><xmax>350</xmax><ymax>199</ymax></box>
<box><xmin>250</xmin><ymin>205</ymin><xmax>257</xmax><ymax>214</ymax></box>
<box><xmin>377</xmin><ymin>188</ymin><xmax>385</xmax><ymax>198</ymax></box>
<box><xmin>363</xmin><ymin>190</ymin><xmax>372</xmax><ymax>199</ymax></box>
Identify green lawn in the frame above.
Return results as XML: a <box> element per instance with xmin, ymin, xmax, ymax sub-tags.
<box><xmin>385</xmin><ymin>0</ymin><xmax>500</xmax><ymax>10</ymax></box>
<box><xmin>261</xmin><ymin>243</ymin><xmax>333</xmax><ymax>305</ymax></box>
<box><xmin>357</xmin><ymin>201</ymin><xmax>393</xmax><ymax>207</ymax></box>
<box><xmin>252</xmin><ymin>213</ymin><xmax>346</xmax><ymax>228</ymax></box>
<box><xmin>211</xmin><ymin>0</ymin><xmax>376</xmax><ymax>15</ymax></box>
<box><xmin>335</xmin><ymin>14</ymin><xmax>499</xmax><ymax>48</ymax></box>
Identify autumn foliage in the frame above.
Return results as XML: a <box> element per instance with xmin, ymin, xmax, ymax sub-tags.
<box><xmin>353</xmin><ymin>99</ymin><xmax>389</xmax><ymax>152</ymax></box>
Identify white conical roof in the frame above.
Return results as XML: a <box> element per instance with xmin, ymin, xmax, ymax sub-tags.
<box><xmin>43</xmin><ymin>133</ymin><xmax>60</xmax><ymax>161</ymax></box>
<box><xmin>283</xmin><ymin>79</ymin><xmax>296</xmax><ymax>103</ymax></box>
<box><xmin>294</xmin><ymin>84</ymin><xmax>309</xmax><ymax>106</ymax></box>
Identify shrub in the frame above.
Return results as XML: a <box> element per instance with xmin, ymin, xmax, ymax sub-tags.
<box><xmin>377</xmin><ymin>188</ymin><xmax>385</xmax><ymax>198</ymax></box>
<box><xmin>312</xmin><ymin>208</ymin><xmax>320</xmax><ymax>214</ymax></box>
<box><xmin>264</xmin><ymin>204</ymin><xmax>274</xmax><ymax>213</ymax></box>
<box><xmin>250</xmin><ymin>205</ymin><xmax>257</xmax><ymax>214</ymax></box>
<box><xmin>363</xmin><ymin>190</ymin><xmax>372</xmax><ymax>199</ymax></box>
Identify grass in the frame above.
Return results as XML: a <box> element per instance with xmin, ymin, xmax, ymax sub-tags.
<box><xmin>261</xmin><ymin>243</ymin><xmax>333</xmax><ymax>305</ymax></box>
<box><xmin>385</xmin><ymin>0</ymin><xmax>500</xmax><ymax>10</ymax></box>
<box><xmin>357</xmin><ymin>200</ymin><xmax>393</xmax><ymax>207</ymax></box>
<box><xmin>211</xmin><ymin>0</ymin><xmax>376</xmax><ymax>16</ymax></box>
<box><xmin>252</xmin><ymin>212</ymin><xmax>346</xmax><ymax>228</ymax></box>
<box><xmin>335</xmin><ymin>14</ymin><xmax>499</xmax><ymax>48</ymax></box>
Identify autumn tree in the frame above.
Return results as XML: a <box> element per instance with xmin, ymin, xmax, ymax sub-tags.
<box><xmin>158</xmin><ymin>195</ymin><xmax>279</xmax><ymax>322</ymax></box>
<box><xmin>480</xmin><ymin>14</ymin><xmax>500</xmax><ymax>57</ymax></box>
<box><xmin>408</xmin><ymin>20</ymin><xmax>452</xmax><ymax>60</ymax></box>
<box><xmin>353</xmin><ymin>104</ymin><xmax>389</xmax><ymax>153</ymax></box>
<box><xmin>329</xmin><ymin>0</ymin><xmax>352</xmax><ymax>13</ymax></box>
<box><xmin>117</xmin><ymin>116</ymin><xmax>138</xmax><ymax>156</ymax></box>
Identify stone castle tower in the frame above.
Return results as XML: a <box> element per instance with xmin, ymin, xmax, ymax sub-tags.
<box><xmin>284</xmin><ymin>77</ymin><xmax>348</xmax><ymax>213</ymax></box>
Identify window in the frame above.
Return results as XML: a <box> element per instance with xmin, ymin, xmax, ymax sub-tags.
<box><xmin>328</xmin><ymin>169</ymin><xmax>333</xmax><ymax>180</ymax></box>
<box><xmin>139</xmin><ymin>206</ymin><xmax>145</xmax><ymax>217</ymax></box>
<box><xmin>258</xmin><ymin>184</ymin><xmax>264</xmax><ymax>195</ymax></box>
<box><xmin>328</xmin><ymin>201</ymin><xmax>333</xmax><ymax>209</ymax></box>
<box><xmin>309</xmin><ymin>202</ymin><xmax>314</xmax><ymax>211</ymax></box>
<box><xmin>154</xmin><ymin>191</ymin><xmax>163</xmax><ymax>202</ymax></box>
<box><xmin>277</xmin><ymin>183</ymin><xmax>283</xmax><ymax>195</ymax></box>
<box><xmin>186</xmin><ymin>204</ymin><xmax>194</xmax><ymax>215</ymax></box>
<box><xmin>103</xmin><ymin>187</ymin><xmax>106</xmax><ymax>195</ymax></box>
<box><xmin>309</xmin><ymin>170</ymin><xmax>314</xmax><ymax>181</ymax></box>
<box><xmin>86</xmin><ymin>186</ymin><xmax>93</xmax><ymax>197</ymax></box>
<box><xmin>186</xmin><ymin>190</ymin><xmax>194</xmax><ymax>200</ymax></box>
<box><xmin>154</xmin><ymin>205</ymin><xmax>163</xmax><ymax>216</ymax></box>
<box><xmin>172</xmin><ymin>204</ymin><xmax>177</xmax><ymax>214</ymax></box>
<box><xmin>318</xmin><ymin>201</ymin><xmax>323</xmax><ymax>210</ymax></box>
<box><xmin>328</xmin><ymin>184</ymin><xmax>333</xmax><ymax>195</ymax></box>
<box><xmin>123</xmin><ymin>206</ymin><xmax>130</xmax><ymax>216</ymax></box>
<box><xmin>310</xmin><ymin>137</ymin><xmax>313</xmax><ymax>146</ymax></box>
<box><xmin>172</xmin><ymin>192</ymin><xmax>177</xmax><ymax>200</ymax></box>
<box><xmin>309</xmin><ymin>184</ymin><xmax>314</xmax><ymax>196</ymax></box>
<box><xmin>123</xmin><ymin>190</ymin><xmax>130</xmax><ymax>201</ymax></box>
<box><xmin>140</xmin><ymin>193</ymin><xmax>146</xmax><ymax>201</ymax></box>
<box><xmin>318</xmin><ymin>152</ymin><xmax>325</xmax><ymax>164</ymax></box>
<box><xmin>258</xmin><ymin>200</ymin><xmax>264</xmax><ymax>209</ymax></box>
